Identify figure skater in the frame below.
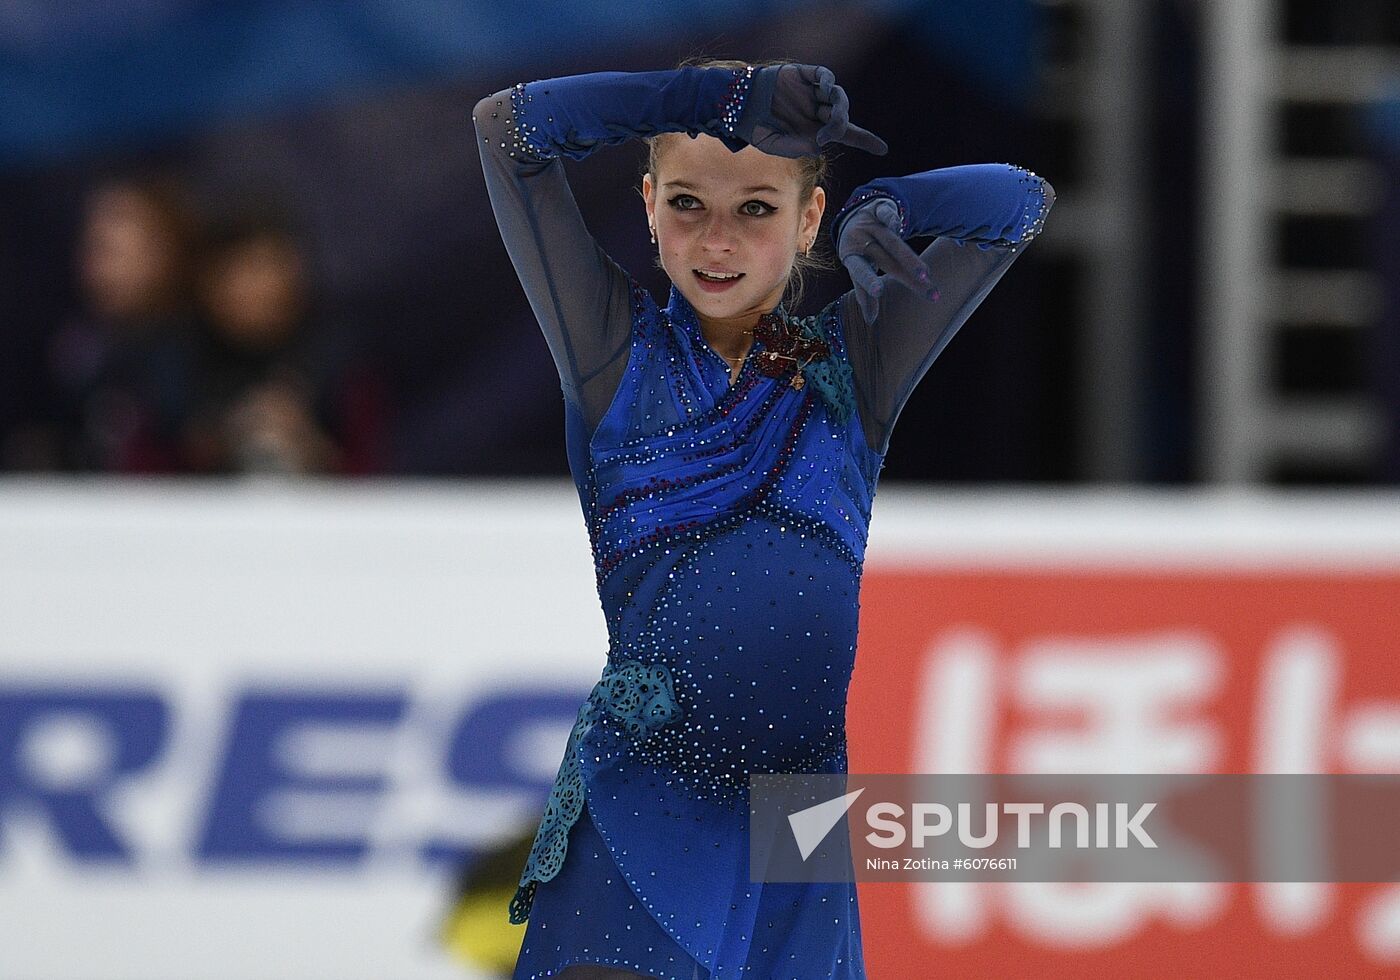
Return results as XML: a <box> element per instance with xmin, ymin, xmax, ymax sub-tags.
<box><xmin>472</xmin><ymin>58</ymin><xmax>1054</xmax><ymax>980</ymax></box>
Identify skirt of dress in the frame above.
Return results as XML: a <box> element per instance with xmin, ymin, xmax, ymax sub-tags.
<box><xmin>513</xmin><ymin>799</ymin><xmax>705</xmax><ymax>979</ymax></box>
<box><xmin>511</xmin><ymin>798</ymin><xmax>865</xmax><ymax>980</ymax></box>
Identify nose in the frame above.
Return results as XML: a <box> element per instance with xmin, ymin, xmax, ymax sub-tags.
<box><xmin>698</xmin><ymin>209</ymin><xmax>739</xmax><ymax>252</ymax></box>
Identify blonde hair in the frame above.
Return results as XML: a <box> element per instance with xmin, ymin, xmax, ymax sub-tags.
<box><xmin>641</xmin><ymin>56</ymin><xmax>835</xmax><ymax>311</ymax></box>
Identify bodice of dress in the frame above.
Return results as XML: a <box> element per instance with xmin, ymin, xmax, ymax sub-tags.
<box><xmin>582</xmin><ymin>281</ymin><xmax>879</xmax><ymax>600</ymax></box>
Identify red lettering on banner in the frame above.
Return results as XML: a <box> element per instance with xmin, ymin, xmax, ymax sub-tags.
<box><xmin>848</xmin><ymin>568</ymin><xmax>1400</xmax><ymax>977</ymax></box>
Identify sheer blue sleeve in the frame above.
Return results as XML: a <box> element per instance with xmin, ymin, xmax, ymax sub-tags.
<box><xmin>471</xmin><ymin>67</ymin><xmax>750</xmax><ymax>433</ymax></box>
<box><xmin>831</xmin><ymin>164</ymin><xmax>1056</xmax><ymax>454</ymax></box>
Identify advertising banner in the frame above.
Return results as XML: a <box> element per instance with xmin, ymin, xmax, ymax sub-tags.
<box><xmin>1</xmin><ymin>481</ymin><xmax>1397</xmax><ymax>978</ymax></box>
<box><xmin>850</xmin><ymin>495</ymin><xmax>1400</xmax><ymax>977</ymax></box>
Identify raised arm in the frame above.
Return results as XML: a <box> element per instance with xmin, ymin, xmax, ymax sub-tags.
<box><xmin>829</xmin><ymin>164</ymin><xmax>1056</xmax><ymax>454</ymax></box>
<box><xmin>471</xmin><ymin>68</ymin><xmax>755</xmax><ymax>433</ymax></box>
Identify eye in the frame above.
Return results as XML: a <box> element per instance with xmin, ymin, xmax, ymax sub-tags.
<box><xmin>741</xmin><ymin>200</ymin><xmax>777</xmax><ymax>217</ymax></box>
<box><xmin>666</xmin><ymin>194</ymin><xmax>700</xmax><ymax>211</ymax></box>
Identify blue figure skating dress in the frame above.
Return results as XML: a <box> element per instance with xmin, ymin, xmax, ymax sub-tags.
<box><xmin>472</xmin><ymin>66</ymin><xmax>1054</xmax><ymax>980</ymax></box>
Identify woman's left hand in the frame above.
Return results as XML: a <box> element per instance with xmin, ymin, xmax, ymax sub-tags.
<box><xmin>834</xmin><ymin>197</ymin><xmax>938</xmax><ymax>322</ymax></box>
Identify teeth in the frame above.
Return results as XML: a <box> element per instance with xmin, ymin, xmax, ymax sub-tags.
<box><xmin>698</xmin><ymin>270</ymin><xmax>741</xmax><ymax>281</ymax></box>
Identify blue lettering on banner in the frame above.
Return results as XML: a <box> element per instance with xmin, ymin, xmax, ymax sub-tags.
<box><xmin>422</xmin><ymin>690</ymin><xmax>585</xmax><ymax>865</ymax></box>
<box><xmin>0</xmin><ymin>682</ymin><xmax>592</xmax><ymax>867</ymax></box>
<box><xmin>197</xmin><ymin>690</ymin><xmax>407</xmax><ymax>863</ymax></box>
<box><xmin>0</xmin><ymin>687</ymin><xmax>168</xmax><ymax>861</ymax></box>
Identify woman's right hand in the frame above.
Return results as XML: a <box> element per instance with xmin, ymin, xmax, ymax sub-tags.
<box><xmin>732</xmin><ymin>64</ymin><xmax>888</xmax><ymax>158</ymax></box>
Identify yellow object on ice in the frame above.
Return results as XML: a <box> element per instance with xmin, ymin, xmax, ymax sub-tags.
<box><xmin>441</xmin><ymin>886</ymin><xmax>525</xmax><ymax>975</ymax></box>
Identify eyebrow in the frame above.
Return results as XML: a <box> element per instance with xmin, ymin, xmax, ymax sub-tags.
<box><xmin>663</xmin><ymin>180</ymin><xmax>782</xmax><ymax>195</ymax></box>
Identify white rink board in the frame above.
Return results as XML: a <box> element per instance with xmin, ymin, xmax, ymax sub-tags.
<box><xmin>0</xmin><ymin>479</ymin><xmax>607</xmax><ymax>980</ymax></box>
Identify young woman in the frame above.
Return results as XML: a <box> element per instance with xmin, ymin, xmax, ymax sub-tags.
<box><xmin>473</xmin><ymin>59</ymin><xmax>1053</xmax><ymax>980</ymax></box>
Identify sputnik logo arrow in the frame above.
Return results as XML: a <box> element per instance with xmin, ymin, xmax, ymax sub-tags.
<box><xmin>787</xmin><ymin>788</ymin><xmax>865</xmax><ymax>861</ymax></box>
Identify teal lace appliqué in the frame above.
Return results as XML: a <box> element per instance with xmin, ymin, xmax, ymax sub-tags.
<box><xmin>792</xmin><ymin>312</ymin><xmax>855</xmax><ymax>425</ymax></box>
<box><xmin>508</xmin><ymin>659</ymin><xmax>682</xmax><ymax>925</ymax></box>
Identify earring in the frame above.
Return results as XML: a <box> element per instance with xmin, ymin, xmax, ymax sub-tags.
<box><xmin>649</xmin><ymin>225</ymin><xmax>656</xmax><ymax>244</ymax></box>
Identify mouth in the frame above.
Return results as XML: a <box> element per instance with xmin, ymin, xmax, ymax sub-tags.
<box><xmin>694</xmin><ymin>269</ymin><xmax>745</xmax><ymax>292</ymax></box>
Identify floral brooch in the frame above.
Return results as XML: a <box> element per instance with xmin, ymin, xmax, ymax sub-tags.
<box><xmin>752</xmin><ymin>312</ymin><xmax>830</xmax><ymax>391</ymax></box>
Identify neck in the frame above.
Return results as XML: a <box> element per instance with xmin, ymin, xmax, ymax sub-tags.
<box><xmin>697</xmin><ymin>310</ymin><xmax>761</xmax><ymax>362</ymax></box>
<box><xmin>691</xmin><ymin>286</ymin><xmax>786</xmax><ymax>362</ymax></box>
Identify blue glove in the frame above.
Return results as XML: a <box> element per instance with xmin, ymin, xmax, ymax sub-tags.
<box><xmin>833</xmin><ymin>195</ymin><xmax>936</xmax><ymax>322</ymax></box>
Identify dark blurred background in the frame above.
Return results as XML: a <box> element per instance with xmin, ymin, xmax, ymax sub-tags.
<box><xmin>2</xmin><ymin>0</ymin><xmax>1397</xmax><ymax>483</ymax></box>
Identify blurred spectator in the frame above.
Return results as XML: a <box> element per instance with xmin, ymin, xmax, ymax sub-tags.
<box><xmin>6</xmin><ymin>173</ymin><xmax>203</xmax><ymax>471</ymax></box>
<box><xmin>183</xmin><ymin>204</ymin><xmax>382</xmax><ymax>475</ymax></box>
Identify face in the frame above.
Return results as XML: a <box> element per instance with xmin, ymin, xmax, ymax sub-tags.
<box><xmin>79</xmin><ymin>186</ymin><xmax>180</xmax><ymax>320</ymax></box>
<box><xmin>203</xmin><ymin>234</ymin><xmax>305</xmax><ymax>347</ymax></box>
<box><xmin>642</xmin><ymin>134</ymin><xmax>824</xmax><ymax>324</ymax></box>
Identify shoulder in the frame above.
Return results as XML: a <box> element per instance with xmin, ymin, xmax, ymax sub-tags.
<box><xmin>623</xmin><ymin>274</ymin><xmax>669</xmax><ymax>346</ymax></box>
<box><xmin>626</xmin><ymin>273</ymin><xmax>656</xmax><ymax>319</ymax></box>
